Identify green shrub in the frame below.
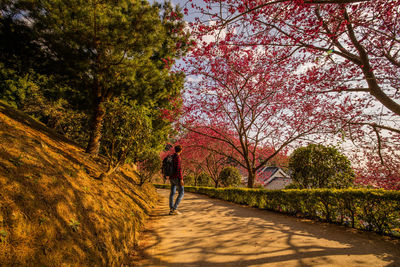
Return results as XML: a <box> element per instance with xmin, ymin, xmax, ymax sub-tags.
<box><xmin>219</xmin><ymin>166</ymin><xmax>241</xmax><ymax>187</ymax></box>
<box><xmin>0</xmin><ymin>65</ymin><xmax>90</xmax><ymax>145</ymax></box>
<box><xmin>154</xmin><ymin>184</ymin><xmax>400</xmax><ymax>237</ymax></box>
<box><xmin>137</xmin><ymin>150</ymin><xmax>162</xmax><ymax>185</ymax></box>
<box><xmin>196</xmin><ymin>172</ymin><xmax>212</xmax><ymax>187</ymax></box>
<box><xmin>184</xmin><ymin>174</ymin><xmax>195</xmax><ymax>186</ymax></box>
<box><xmin>289</xmin><ymin>144</ymin><xmax>355</xmax><ymax>189</ymax></box>
<box><xmin>100</xmin><ymin>98</ymin><xmax>151</xmax><ymax>178</ymax></box>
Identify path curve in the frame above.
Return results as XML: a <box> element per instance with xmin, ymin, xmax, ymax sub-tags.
<box><xmin>136</xmin><ymin>189</ymin><xmax>400</xmax><ymax>266</ymax></box>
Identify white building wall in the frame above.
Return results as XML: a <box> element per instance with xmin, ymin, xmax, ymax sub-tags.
<box><xmin>264</xmin><ymin>178</ymin><xmax>292</xmax><ymax>190</ymax></box>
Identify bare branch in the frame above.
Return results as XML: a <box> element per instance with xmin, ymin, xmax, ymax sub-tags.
<box><xmin>304</xmin><ymin>0</ymin><xmax>369</xmax><ymax>3</ymax></box>
<box><xmin>383</xmin><ymin>52</ymin><xmax>400</xmax><ymax>68</ymax></box>
<box><xmin>343</xmin><ymin>120</ymin><xmax>400</xmax><ymax>135</ymax></box>
<box><xmin>342</xmin><ymin>7</ymin><xmax>400</xmax><ymax>117</ymax></box>
<box><xmin>210</xmin><ymin>0</ymin><xmax>369</xmax><ymax>28</ymax></box>
<box><xmin>372</xmin><ymin>126</ymin><xmax>385</xmax><ymax>165</ymax></box>
<box><xmin>314</xmin><ymin>88</ymin><xmax>370</xmax><ymax>93</ymax></box>
<box><xmin>371</xmin><ymin>123</ymin><xmax>400</xmax><ymax>135</ymax></box>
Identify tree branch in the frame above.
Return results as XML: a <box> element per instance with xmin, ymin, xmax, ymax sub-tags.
<box><xmin>342</xmin><ymin>7</ymin><xmax>400</xmax><ymax>117</ymax></box>
<box><xmin>303</xmin><ymin>0</ymin><xmax>369</xmax><ymax>2</ymax></box>
<box><xmin>314</xmin><ymin>87</ymin><xmax>370</xmax><ymax>93</ymax></box>
<box><xmin>372</xmin><ymin>125</ymin><xmax>385</xmax><ymax>165</ymax></box>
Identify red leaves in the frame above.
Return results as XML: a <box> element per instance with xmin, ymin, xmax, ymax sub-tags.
<box><xmin>160</xmin><ymin>95</ymin><xmax>183</xmax><ymax>123</ymax></box>
<box><xmin>354</xmin><ymin>150</ymin><xmax>400</xmax><ymax>190</ymax></box>
<box><xmin>180</xmin><ymin>0</ymin><xmax>400</xmax><ymax>189</ymax></box>
<box><xmin>161</xmin><ymin>57</ymin><xmax>175</xmax><ymax>69</ymax></box>
<box><xmin>182</xmin><ymin>31</ymin><xmax>344</xmax><ymax>186</ymax></box>
<box><xmin>237</xmin><ymin>5</ymin><xmax>246</xmax><ymax>13</ymax></box>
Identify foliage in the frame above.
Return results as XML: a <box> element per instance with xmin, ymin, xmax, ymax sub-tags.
<box><xmin>284</xmin><ymin>183</ymin><xmax>299</xmax><ymax>189</ymax></box>
<box><xmin>353</xmin><ymin>145</ymin><xmax>400</xmax><ymax>190</ymax></box>
<box><xmin>68</xmin><ymin>219</ymin><xmax>80</xmax><ymax>232</ymax></box>
<box><xmin>100</xmin><ymin>98</ymin><xmax>151</xmax><ymax>178</ymax></box>
<box><xmin>184</xmin><ymin>174</ymin><xmax>196</xmax><ymax>186</ymax></box>
<box><xmin>0</xmin><ymin>64</ymin><xmax>90</xmax><ymax>145</ymax></box>
<box><xmin>289</xmin><ymin>144</ymin><xmax>355</xmax><ymax>189</ymax></box>
<box><xmin>186</xmin><ymin>0</ymin><xmax>400</xmax><ymax>190</ymax></box>
<box><xmin>177</xmin><ymin>131</ymin><xmax>234</xmax><ymax>187</ymax></box>
<box><xmin>0</xmin><ymin>65</ymin><xmax>37</xmax><ymax>108</ymax></box>
<box><xmin>184</xmin><ymin>42</ymin><xmax>340</xmax><ymax>188</ymax></box>
<box><xmin>219</xmin><ymin>166</ymin><xmax>242</xmax><ymax>188</ymax></box>
<box><xmin>1</xmin><ymin>0</ymin><xmax>191</xmax><ymax>155</ymax></box>
<box><xmin>137</xmin><ymin>150</ymin><xmax>162</xmax><ymax>186</ymax></box>
<box><xmin>155</xmin><ymin>184</ymin><xmax>400</xmax><ymax>237</ymax></box>
<box><xmin>196</xmin><ymin>172</ymin><xmax>213</xmax><ymax>187</ymax></box>
<box><xmin>0</xmin><ymin>14</ymin><xmax>46</xmax><ymax>75</ymax></box>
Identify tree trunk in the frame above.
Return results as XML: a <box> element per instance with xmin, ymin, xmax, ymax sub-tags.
<box><xmin>247</xmin><ymin>169</ymin><xmax>255</xmax><ymax>188</ymax></box>
<box><xmin>86</xmin><ymin>99</ymin><xmax>106</xmax><ymax>155</ymax></box>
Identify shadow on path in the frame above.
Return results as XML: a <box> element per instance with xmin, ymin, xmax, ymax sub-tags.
<box><xmin>136</xmin><ymin>190</ymin><xmax>400</xmax><ymax>267</ymax></box>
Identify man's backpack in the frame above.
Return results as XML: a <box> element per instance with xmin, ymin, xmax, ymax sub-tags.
<box><xmin>162</xmin><ymin>154</ymin><xmax>174</xmax><ymax>177</ymax></box>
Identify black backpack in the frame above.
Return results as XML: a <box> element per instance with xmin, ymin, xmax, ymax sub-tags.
<box><xmin>162</xmin><ymin>154</ymin><xmax>174</xmax><ymax>177</ymax></box>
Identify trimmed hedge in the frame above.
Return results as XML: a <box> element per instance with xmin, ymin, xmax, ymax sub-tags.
<box><xmin>155</xmin><ymin>184</ymin><xmax>400</xmax><ymax>237</ymax></box>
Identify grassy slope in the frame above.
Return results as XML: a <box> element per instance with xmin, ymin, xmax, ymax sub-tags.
<box><xmin>0</xmin><ymin>102</ymin><xmax>158</xmax><ymax>266</ymax></box>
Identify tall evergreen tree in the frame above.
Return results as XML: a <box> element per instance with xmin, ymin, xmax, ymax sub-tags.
<box><xmin>0</xmin><ymin>0</ymin><xmax>190</xmax><ymax>155</ymax></box>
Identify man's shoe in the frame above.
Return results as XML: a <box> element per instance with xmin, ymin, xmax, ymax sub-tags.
<box><xmin>169</xmin><ymin>209</ymin><xmax>181</xmax><ymax>215</ymax></box>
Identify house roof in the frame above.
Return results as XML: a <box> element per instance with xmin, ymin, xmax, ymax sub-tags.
<box><xmin>256</xmin><ymin>167</ymin><xmax>289</xmax><ymax>186</ymax></box>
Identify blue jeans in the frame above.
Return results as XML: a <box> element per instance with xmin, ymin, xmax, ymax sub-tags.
<box><xmin>169</xmin><ymin>179</ymin><xmax>184</xmax><ymax>210</ymax></box>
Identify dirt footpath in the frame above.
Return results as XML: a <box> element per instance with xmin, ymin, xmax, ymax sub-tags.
<box><xmin>135</xmin><ymin>189</ymin><xmax>400</xmax><ymax>267</ymax></box>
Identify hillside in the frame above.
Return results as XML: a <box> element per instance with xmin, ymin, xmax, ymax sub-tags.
<box><xmin>0</xmin><ymin>102</ymin><xmax>158</xmax><ymax>266</ymax></box>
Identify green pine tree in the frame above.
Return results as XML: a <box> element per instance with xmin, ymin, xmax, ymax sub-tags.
<box><xmin>0</xmin><ymin>0</ymin><xmax>191</xmax><ymax>155</ymax></box>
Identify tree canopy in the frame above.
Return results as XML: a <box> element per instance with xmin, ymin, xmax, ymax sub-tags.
<box><xmin>0</xmin><ymin>0</ymin><xmax>191</xmax><ymax>157</ymax></box>
<box><xmin>289</xmin><ymin>144</ymin><xmax>355</xmax><ymax>189</ymax></box>
<box><xmin>182</xmin><ymin>0</ymin><xmax>400</xmax><ymax>189</ymax></box>
<box><xmin>219</xmin><ymin>166</ymin><xmax>242</xmax><ymax>188</ymax></box>
<box><xmin>183</xmin><ymin>39</ymin><xmax>342</xmax><ymax>188</ymax></box>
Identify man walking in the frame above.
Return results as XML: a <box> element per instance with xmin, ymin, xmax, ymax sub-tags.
<box><xmin>168</xmin><ymin>145</ymin><xmax>184</xmax><ymax>215</ymax></box>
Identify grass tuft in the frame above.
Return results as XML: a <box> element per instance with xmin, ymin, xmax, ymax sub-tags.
<box><xmin>68</xmin><ymin>219</ymin><xmax>80</xmax><ymax>232</ymax></box>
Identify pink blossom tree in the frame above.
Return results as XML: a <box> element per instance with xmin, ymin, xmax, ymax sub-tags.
<box><xmin>183</xmin><ymin>43</ymin><xmax>344</xmax><ymax>187</ymax></box>
<box><xmin>178</xmin><ymin>131</ymin><xmax>235</xmax><ymax>187</ymax></box>
<box><xmin>186</xmin><ymin>0</ymin><xmax>400</xmax><ymax>189</ymax></box>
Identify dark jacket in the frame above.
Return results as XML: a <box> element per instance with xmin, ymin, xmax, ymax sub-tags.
<box><xmin>170</xmin><ymin>153</ymin><xmax>182</xmax><ymax>181</ymax></box>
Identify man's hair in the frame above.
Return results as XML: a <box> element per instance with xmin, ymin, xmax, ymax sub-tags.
<box><xmin>175</xmin><ymin>145</ymin><xmax>182</xmax><ymax>153</ymax></box>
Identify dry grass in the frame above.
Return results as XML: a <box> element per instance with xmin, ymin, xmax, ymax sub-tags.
<box><xmin>0</xmin><ymin>102</ymin><xmax>158</xmax><ymax>266</ymax></box>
